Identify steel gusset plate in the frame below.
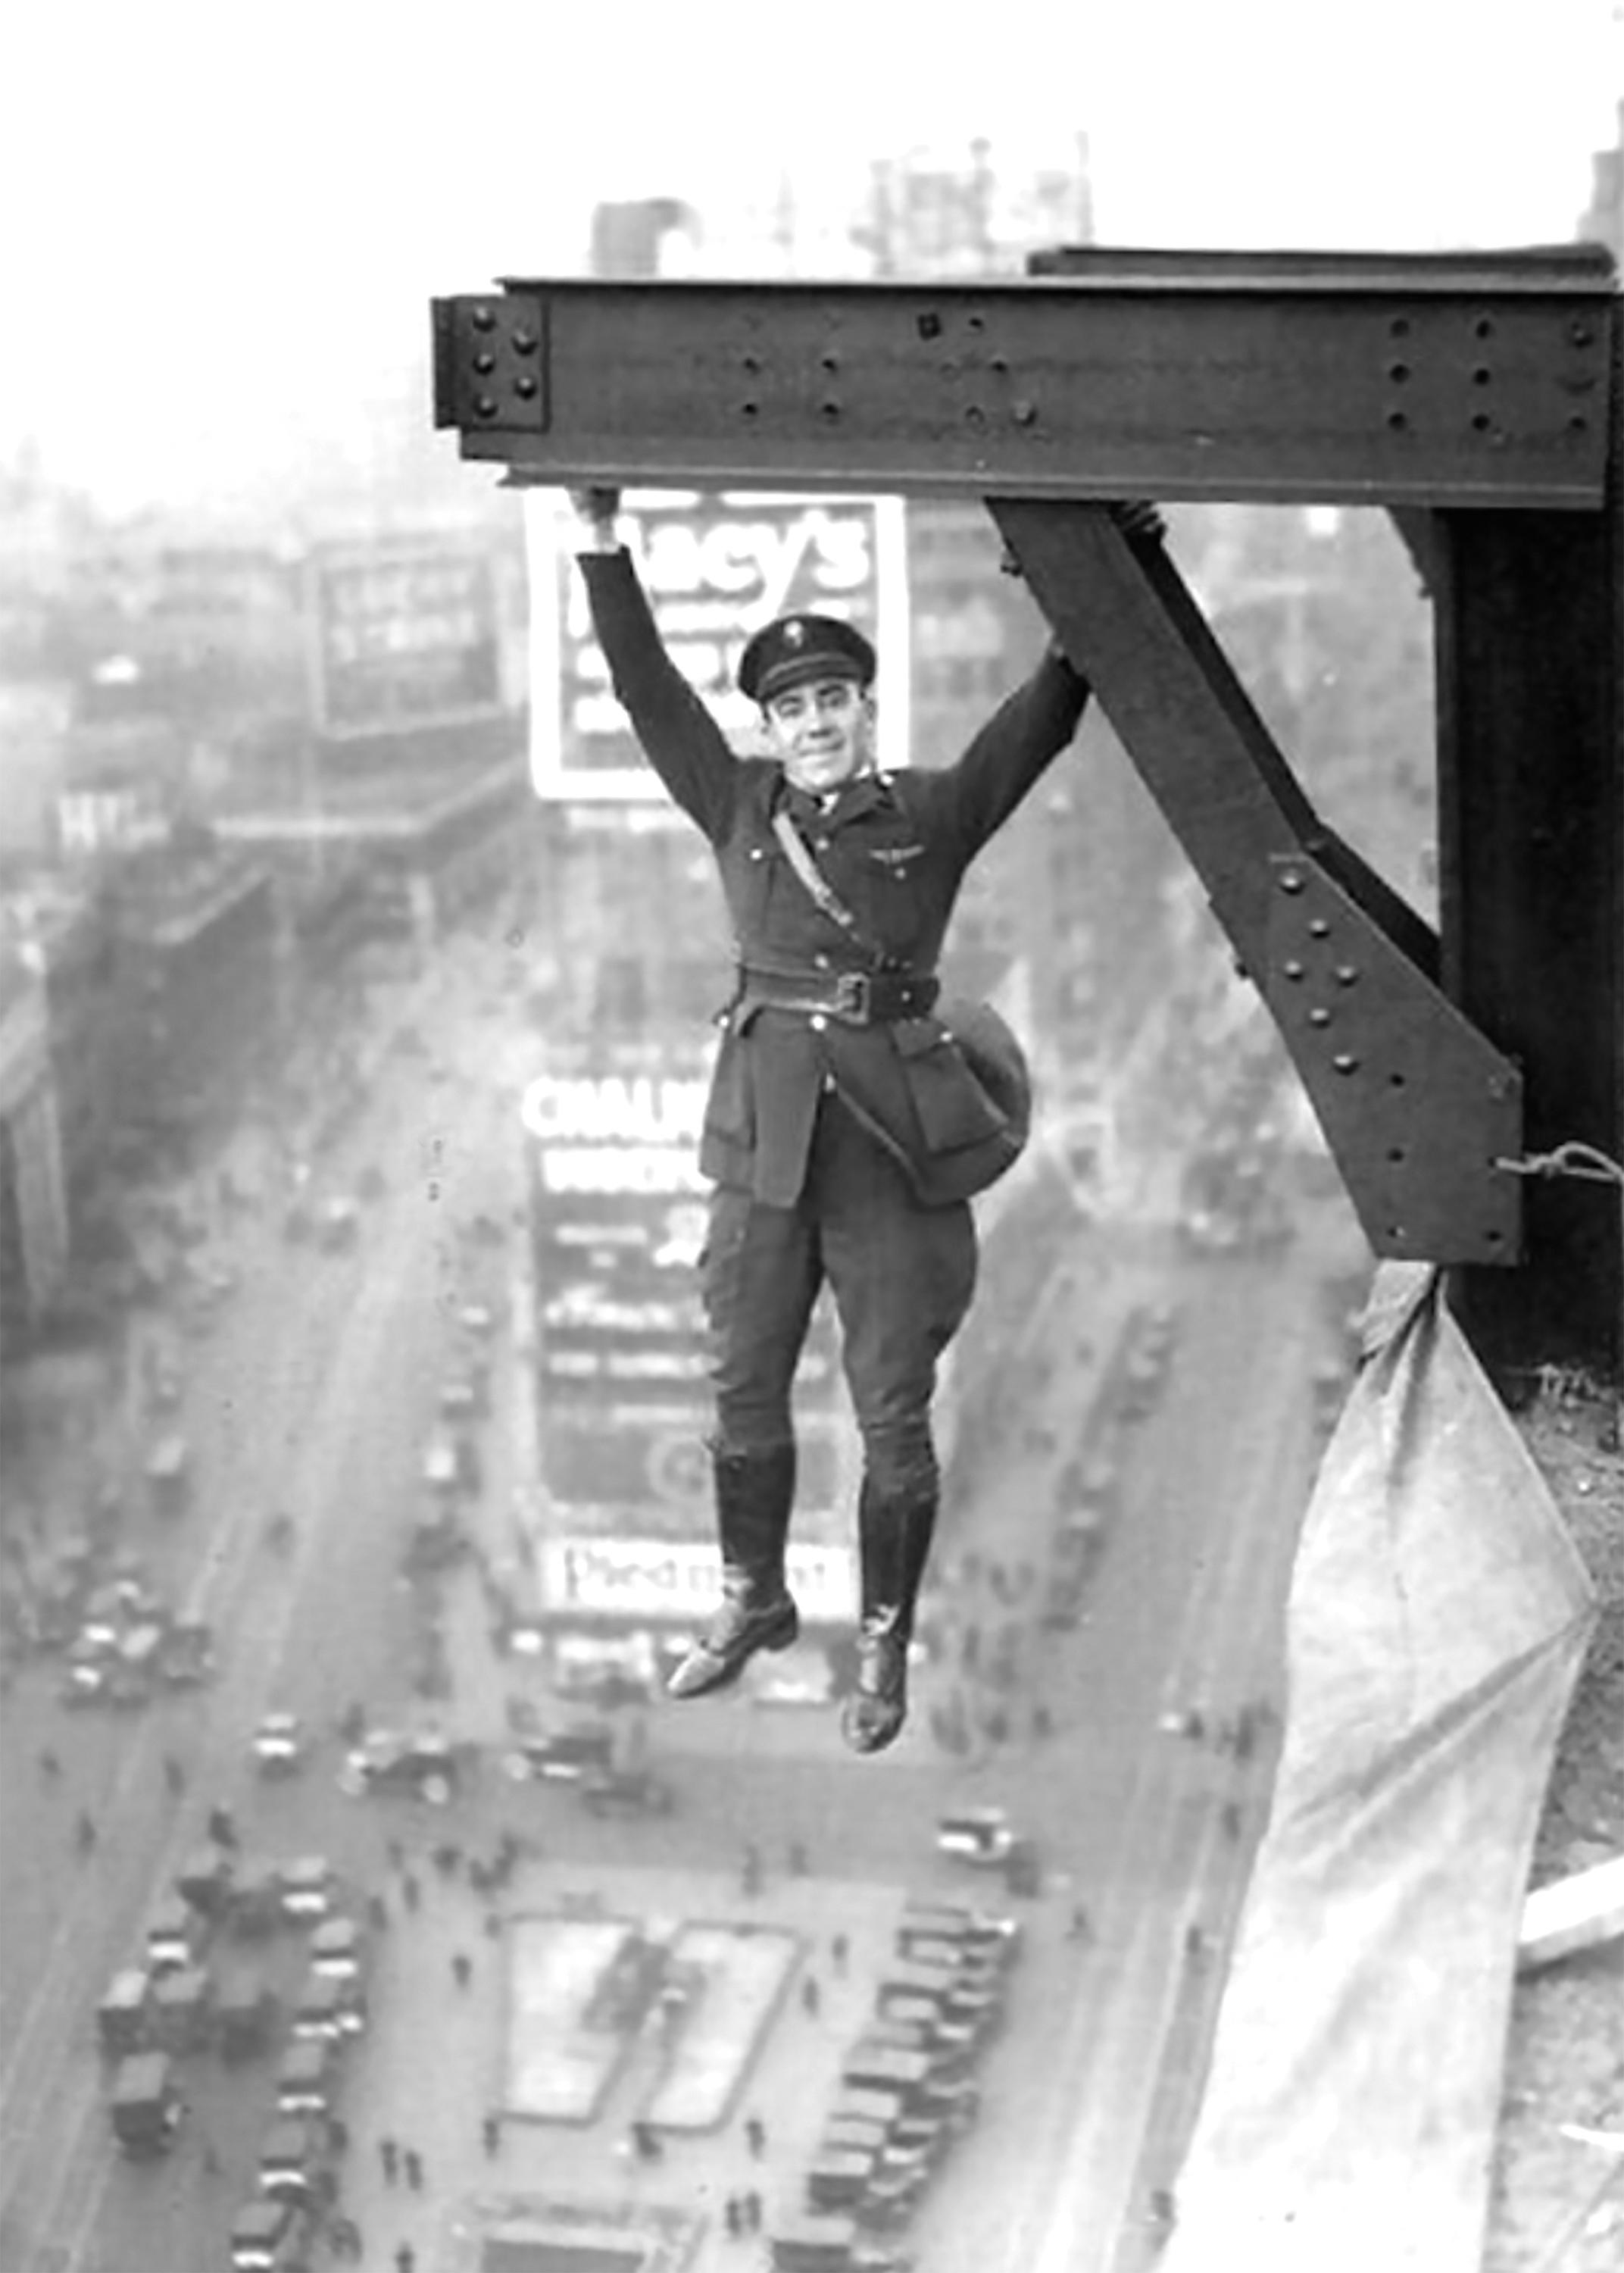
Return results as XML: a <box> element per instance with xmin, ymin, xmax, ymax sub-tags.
<box><xmin>433</xmin><ymin>292</ymin><xmax>548</xmax><ymax>434</ymax></box>
<box><xmin>1263</xmin><ymin>854</ymin><xmax>1522</xmax><ymax>1263</ymax></box>
<box><xmin>991</xmin><ymin>497</ymin><xmax>1523</xmax><ymax>1266</ymax></box>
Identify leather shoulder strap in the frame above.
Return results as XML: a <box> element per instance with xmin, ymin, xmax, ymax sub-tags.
<box><xmin>770</xmin><ymin>808</ymin><xmax>876</xmax><ymax>957</ymax></box>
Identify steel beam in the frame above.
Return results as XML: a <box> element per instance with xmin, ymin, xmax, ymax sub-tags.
<box><xmin>432</xmin><ymin>250</ymin><xmax>1613</xmax><ymax>508</ymax></box>
<box><xmin>988</xmin><ymin>501</ymin><xmax>1524</xmax><ymax>1266</ymax></box>
<box><xmin>1432</xmin><ymin>489</ymin><xmax>1624</xmax><ymax>1392</ymax></box>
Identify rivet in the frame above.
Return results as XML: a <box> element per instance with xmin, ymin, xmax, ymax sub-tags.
<box><xmin>820</xmin><ymin>400</ymin><xmax>841</xmax><ymax>421</ymax></box>
<box><xmin>820</xmin><ymin>352</ymin><xmax>840</xmax><ymax>372</ymax></box>
<box><xmin>965</xmin><ymin>405</ymin><xmax>986</xmax><ymax>430</ymax></box>
<box><xmin>512</xmin><ymin>330</ymin><xmax>538</xmax><ymax>355</ymax></box>
<box><xmin>1569</xmin><ymin>320</ymin><xmax>1594</xmax><ymax>347</ymax></box>
<box><xmin>1012</xmin><ymin>400</ymin><xmax>1037</xmax><ymax>427</ymax></box>
<box><xmin>1279</xmin><ymin>871</ymin><xmax>1305</xmax><ymax>895</ymax></box>
<box><xmin>742</xmin><ymin>353</ymin><xmax>761</xmax><ymax>374</ymax></box>
<box><xmin>473</xmin><ymin>352</ymin><xmax>496</xmax><ymax>375</ymax></box>
<box><xmin>991</xmin><ymin>356</ymin><xmax>1010</xmax><ymax>375</ymax></box>
<box><xmin>1308</xmin><ymin>918</ymin><xmax>1331</xmax><ymax>939</ymax></box>
<box><xmin>1282</xmin><ymin>958</ymin><xmax>1306</xmax><ymax>981</ymax></box>
<box><xmin>1385</xmin><ymin>1147</ymin><xmax>1406</xmax><ymax>1165</ymax></box>
<box><xmin>1308</xmin><ymin>1007</ymin><xmax>1332</xmax><ymax>1028</ymax></box>
<box><xmin>515</xmin><ymin>376</ymin><xmax>538</xmax><ymax>399</ymax></box>
<box><xmin>1332</xmin><ymin>1052</ymin><xmax>1360</xmax><ymax>1074</ymax></box>
<box><xmin>471</xmin><ymin>306</ymin><xmax>496</xmax><ymax>333</ymax></box>
<box><xmin>1333</xmin><ymin>964</ymin><xmax>1360</xmax><ymax>986</ymax></box>
<box><xmin>741</xmin><ymin>402</ymin><xmax>760</xmax><ymax>418</ymax></box>
<box><xmin>474</xmin><ymin>396</ymin><xmax>498</xmax><ymax>418</ymax></box>
<box><xmin>917</xmin><ymin>313</ymin><xmax>942</xmax><ymax>342</ymax></box>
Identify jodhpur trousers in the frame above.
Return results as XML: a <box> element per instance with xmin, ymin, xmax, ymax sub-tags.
<box><xmin>701</xmin><ymin>1093</ymin><xmax>978</xmax><ymax>1500</ymax></box>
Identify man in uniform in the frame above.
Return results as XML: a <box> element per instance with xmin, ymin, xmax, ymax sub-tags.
<box><xmin>568</xmin><ymin>487</ymin><xmax>1154</xmax><ymax>1753</ymax></box>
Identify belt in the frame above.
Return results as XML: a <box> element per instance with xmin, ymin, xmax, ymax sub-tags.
<box><xmin>738</xmin><ymin>966</ymin><xmax>940</xmax><ymax>1026</ymax></box>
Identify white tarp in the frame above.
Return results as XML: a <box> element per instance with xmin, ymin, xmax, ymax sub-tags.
<box><xmin>1161</xmin><ymin>1264</ymin><xmax>1598</xmax><ymax>2273</ymax></box>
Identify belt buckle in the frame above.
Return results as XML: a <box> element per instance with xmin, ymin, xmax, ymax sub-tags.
<box><xmin>834</xmin><ymin>971</ymin><xmax>871</xmax><ymax>1023</ymax></box>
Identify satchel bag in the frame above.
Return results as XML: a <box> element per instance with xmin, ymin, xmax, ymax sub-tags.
<box><xmin>770</xmin><ymin>808</ymin><xmax>1032</xmax><ymax>1199</ymax></box>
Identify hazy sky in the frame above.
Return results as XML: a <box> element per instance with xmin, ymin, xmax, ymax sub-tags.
<box><xmin>4</xmin><ymin>0</ymin><xmax>1619</xmax><ymax>511</ymax></box>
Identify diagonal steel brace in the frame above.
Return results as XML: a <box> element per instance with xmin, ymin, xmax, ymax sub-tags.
<box><xmin>988</xmin><ymin>499</ymin><xmax>1523</xmax><ymax>1265</ymax></box>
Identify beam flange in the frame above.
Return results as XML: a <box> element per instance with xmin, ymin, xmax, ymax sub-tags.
<box><xmin>431</xmin><ymin>252</ymin><xmax>1613</xmax><ymax>508</ymax></box>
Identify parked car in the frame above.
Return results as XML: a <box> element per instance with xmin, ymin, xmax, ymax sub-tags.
<box><xmin>176</xmin><ymin>1842</ymin><xmax>236</xmax><ymax>1918</ymax></box>
<box><xmin>96</xmin><ymin>1968</ymin><xmax>154</xmax><ymax>2059</ymax></box>
<box><xmin>578</xmin><ymin>1767</ymin><xmax>675</xmax><ymax>1818</ymax></box>
<box><xmin>308</xmin><ymin>1916</ymin><xmax>367</xmax><ymax>1984</ymax></box>
<box><xmin>149</xmin><ymin>1964</ymin><xmax>214</xmax><ymax>2053</ymax></box>
<box><xmin>504</xmin><ymin>1724</ymin><xmax>615</xmax><ymax>1784</ymax></box>
<box><xmin>290</xmin><ymin>1970</ymin><xmax>367</xmax><ymax>2043</ymax></box>
<box><xmin>225</xmin><ymin>1862</ymin><xmax>292</xmax><ymax>1939</ymax></box>
<box><xmin>147</xmin><ymin>1893</ymin><xmax>211</xmax><ymax>1973</ymax></box>
<box><xmin>230</xmin><ymin>2193</ymin><xmax>311</xmax><ymax>2272</ymax></box>
<box><xmin>143</xmin><ymin>1434</ymin><xmax>192</xmax><ymax>1513</ymax></box>
<box><xmin>338</xmin><ymin>1730</ymin><xmax>463</xmax><ymax>1805</ymax></box>
<box><xmin>935</xmin><ymin>1806</ymin><xmax>1017</xmax><ymax>1866</ymax></box>
<box><xmin>158</xmin><ymin>1620</ymin><xmax>215</xmax><ymax>1687</ymax></box>
<box><xmin>275</xmin><ymin>2036</ymin><xmax>340</xmax><ymax>2118</ymax></box>
<box><xmin>278</xmin><ymin>1856</ymin><xmax>338</xmax><ymax>1924</ymax></box>
<box><xmin>258</xmin><ymin>2111</ymin><xmax>336</xmax><ymax>2200</ymax></box>
<box><xmin>252</xmin><ymin>1712</ymin><xmax>308</xmax><ymax>1776</ymax></box>
<box><xmin>109</xmin><ymin>2052</ymin><xmax>185</xmax><ymax>2159</ymax></box>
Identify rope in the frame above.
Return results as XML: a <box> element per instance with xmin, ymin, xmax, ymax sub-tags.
<box><xmin>1492</xmin><ymin>1142</ymin><xmax>1624</xmax><ymax>1190</ymax></box>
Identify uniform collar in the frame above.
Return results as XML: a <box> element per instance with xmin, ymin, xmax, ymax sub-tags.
<box><xmin>777</xmin><ymin>769</ymin><xmax>893</xmax><ymax>830</ymax></box>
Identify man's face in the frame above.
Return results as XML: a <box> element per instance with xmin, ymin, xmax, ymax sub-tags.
<box><xmin>762</xmin><ymin>675</ymin><xmax>875</xmax><ymax>796</ymax></box>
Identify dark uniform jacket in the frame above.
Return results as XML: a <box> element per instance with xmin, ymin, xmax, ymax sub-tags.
<box><xmin>581</xmin><ymin>549</ymin><xmax>1090</xmax><ymax>1207</ymax></box>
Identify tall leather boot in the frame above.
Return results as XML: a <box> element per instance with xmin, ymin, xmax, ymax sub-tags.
<box><xmin>667</xmin><ymin>1443</ymin><xmax>799</xmax><ymax>1699</ymax></box>
<box><xmin>841</xmin><ymin>1477</ymin><xmax>937</xmax><ymax>1756</ymax></box>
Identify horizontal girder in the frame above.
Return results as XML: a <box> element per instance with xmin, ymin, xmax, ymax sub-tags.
<box><xmin>432</xmin><ymin>248</ymin><xmax>1616</xmax><ymax>508</ymax></box>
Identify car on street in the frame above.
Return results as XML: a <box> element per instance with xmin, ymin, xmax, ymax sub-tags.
<box><xmin>504</xmin><ymin>1723</ymin><xmax>616</xmax><ymax>1784</ymax></box>
<box><xmin>258</xmin><ymin>2111</ymin><xmax>336</xmax><ymax>2200</ymax></box>
<box><xmin>96</xmin><ymin>1968</ymin><xmax>154</xmax><ymax>2059</ymax></box>
<box><xmin>109</xmin><ymin>2051</ymin><xmax>186</xmax><ymax>2159</ymax></box>
<box><xmin>895</xmin><ymin>1899</ymin><xmax>1023</xmax><ymax>1962</ymax></box>
<box><xmin>147</xmin><ymin>1893</ymin><xmax>211</xmax><ymax>1973</ymax></box>
<box><xmin>158</xmin><ymin>1620</ymin><xmax>215</xmax><ymax>1687</ymax></box>
<box><xmin>578</xmin><ymin>1766</ymin><xmax>676</xmax><ymax>1818</ymax></box>
<box><xmin>339</xmin><ymin>1729</ymin><xmax>464</xmax><ymax>1804</ymax></box>
<box><xmin>252</xmin><ymin>1712</ymin><xmax>308</xmax><ymax>1775</ymax></box>
<box><xmin>278</xmin><ymin>1856</ymin><xmax>339</xmax><ymax>1923</ymax></box>
<box><xmin>291</xmin><ymin>1969</ymin><xmax>367</xmax><ymax>2043</ymax></box>
<box><xmin>438</xmin><ymin>1371</ymin><xmax>489</xmax><ymax>1420</ymax></box>
<box><xmin>275</xmin><ymin>2035</ymin><xmax>340</xmax><ymax>2118</ymax></box>
<box><xmin>175</xmin><ymin>1841</ymin><xmax>236</xmax><ymax>1918</ymax></box>
<box><xmin>144</xmin><ymin>1434</ymin><xmax>192</xmax><ymax>1512</ymax></box>
<box><xmin>308</xmin><ymin>1915</ymin><xmax>367</xmax><ymax>1984</ymax></box>
<box><xmin>935</xmin><ymin>1806</ymin><xmax>1018</xmax><ymax>1866</ymax></box>
<box><xmin>229</xmin><ymin>2193</ymin><xmax>311</xmax><ymax>2272</ymax></box>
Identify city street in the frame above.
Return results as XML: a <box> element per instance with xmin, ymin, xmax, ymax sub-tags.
<box><xmin>0</xmin><ymin>926</ymin><xmax>1366</xmax><ymax>2273</ymax></box>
